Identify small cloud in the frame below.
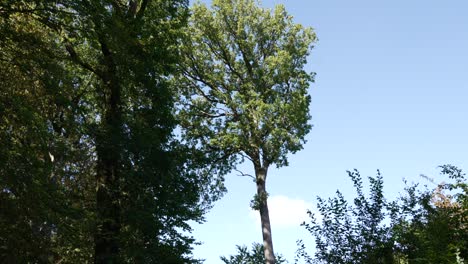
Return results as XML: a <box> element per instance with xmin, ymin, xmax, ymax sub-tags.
<box><xmin>249</xmin><ymin>195</ymin><xmax>312</xmax><ymax>229</ymax></box>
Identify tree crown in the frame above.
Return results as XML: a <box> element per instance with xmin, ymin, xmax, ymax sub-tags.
<box><xmin>178</xmin><ymin>0</ymin><xmax>316</xmax><ymax>170</ymax></box>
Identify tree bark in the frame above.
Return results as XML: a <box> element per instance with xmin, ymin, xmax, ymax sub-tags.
<box><xmin>94</xmin><ymin>38</ymin><xmax>122</xmax><ymax>264</ymax></box>
<box><xmin>255</xmin><ymin>167</ymin><xmax>276</xmax><ymax>264</ymax></box>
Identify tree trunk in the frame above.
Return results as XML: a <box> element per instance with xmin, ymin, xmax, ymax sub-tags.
<box><xmin>255</xmin><ymin>167</ymin><xmax>276</xmax><ymax>264</ymax></box>
<box><xmin>94</xmin><ymin>39</ymin><xmax>122</xmax><ymax>264</ymax></box>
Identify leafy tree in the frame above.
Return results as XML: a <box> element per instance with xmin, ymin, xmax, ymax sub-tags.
<box><xmin>297</xmin><ymin>166</ymin><xmax>467</xmax><ymax>264</ymax></box>
<box><xmin>0</xmin><ymin>7</ymin><xmax>95</xmax><ymax>262</ymax></box>
<box><xmin>1</xmin><ymin>1</ymin><xmax>223</xmax><ymax>262</ymax></box>
<box><xmin>178</xmin><ymin>0</ymin><xmax>316</xmax><ymax>262</ymax></box>
<box><xmin>298</xmin><ymin>170</ymin><xmax>394</xmax><ymax>264</ymax></box>
<box><xmin>221</xmin><ymin>243</ymin><xmax>287</xmax><ymax>264</ymax></box>
<box><xmin>391</xmin><ymin>165</ymin><xmax>467</xmax><ymax>263</ymax></box>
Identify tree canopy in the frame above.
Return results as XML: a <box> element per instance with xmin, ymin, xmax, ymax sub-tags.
<box><xmin>178</xmin><ymin>0</ymin><xmax>315</xmax><ymax>169</ymax></box>
<box><xmin>0</xmin><ymin>1</ymin><xmax>224</xmax><ymax>262</ymax></box>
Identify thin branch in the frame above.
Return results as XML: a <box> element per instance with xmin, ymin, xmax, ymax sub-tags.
<box><xmin>196</xmin><ymin>111</ymin><xmax>226</xmax><ymax>118</ymax></box>
<box><xmin>182</xmin><ymin>72</ymin><xmax>222</xmax><ymax>104</ymax></box>
<box><xmin>203</xmin><ymin>34</ymin><xmax>245</xmax><ymax>83</ymax></box>
<box><xmin>234</xmin><ymin>168</ymin><xmax>255</xmax><ymax>180</ymax></box>
<box><xmin>0</xmin><ymin>6</ymin><xmax>74</xmax><ymax>16</ymax></box>
<box><xmin>64</xmin><ymin>41</ymin><xmax>103</xmax><ymax>78</ymax></box>
<box><xmin>220</xmin><ymin>11</ymin><xmax>255</xmax><ymax>80</ymax></box>
<box><xmin>238</xmin><ymin>151</ymin><xmax>254</xmax><ymax>163</ymax></box>
<box><xmin>23</xmin><ymin>9</ymin><xmax>103</xmax><ymax>79</ymax></box>
<box><xmin>210</xmin><ymin>148</ymin><xmax>235</xmax><ymax>165</ymax></box>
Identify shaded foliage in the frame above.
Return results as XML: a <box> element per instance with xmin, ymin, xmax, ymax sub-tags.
<box><xmin>0</xmin><ymin>0</ymin><xmax>225</xmax><ymax>262</ymax></box>
<box><xmin>391</xmin><ymin>165</ymin><xmax>467</xmax><ymax>263</ymax></box>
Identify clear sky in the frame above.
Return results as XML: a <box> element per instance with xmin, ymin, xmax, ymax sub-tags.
<box><xmin>189</xmin><ymin>0</ymin><xmax>468</xmax><ymax>263</ymax></box>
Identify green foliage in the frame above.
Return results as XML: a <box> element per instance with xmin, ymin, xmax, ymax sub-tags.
<box><xmin>391</xmin><ymin>165</ymin><xmax>467</xmax><ymax>263</ymax></box>
<box><xmin>0</xmin><ymin>0</ymin><xmax>222</xmax><ymax>262</ymax></box>
<box><xmin>297</xmin><ymin>166</ymin><xmax>467</xmax><ymax>264</ymax></box>
<box><xmin>178</xmin><ymin>0</ymin><xmax>316</xmax><ymax>169</ymax></box>
<box><xmin>250</xmin><ymin>191</ymin><xmax>269</xmax><ymax>211</ymax></box>
<box><xmin>221</xmin><ymin>243</ymin><xmax>287</xmax><ymax>264</ymax></box>
<box><xmin>299</xmin><ymin>170</ymin><xmax>394</xmax><ymax>264</ymax></box>
<box><xmin>0</xmin><ymin>7</ymin><xmax>95</xmax><ymax>261</ymax></box>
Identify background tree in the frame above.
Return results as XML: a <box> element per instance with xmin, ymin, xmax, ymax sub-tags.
<box><xmin>178</xmin><ymin>0</ymin><xmax>316</xmax><ymax>262</ymax></box>
<box><xmin>391</xmin><ymin>165</ymin><xmax>467</xmax><ymax>263</ymax></box>
<box><xmin>297</xmin><ymin>166</ymin><xmax>467</xmax><ymax>264</ymax></box>
<box><xmin>1</xmin><ymin>1</ymin><xmax>224</xmax><ymax>262</ymax></box>
<box><xmin>221</xmin><ymin>243</ymin><xmax>287</xmax><ymax>264</ymax></box>
<box><xmin>0</xmin><ymin>7</ymin><xmax>95</xmax><ymax>262</ymax></box>
<box><xmin>299</xmin><ymin>170</ymin><xmax>394</xmax><ymax>264</ymax></box>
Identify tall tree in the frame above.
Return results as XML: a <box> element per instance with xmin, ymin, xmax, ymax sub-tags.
<box><xmin>177</xmin><ymin>0</ymin><xmax>316</xmax><ymax>263</ymax></box>
<box><xmin>1</xmin><ymin>1</ymin><xmax>224</xmax><ymax>262</ymax></box>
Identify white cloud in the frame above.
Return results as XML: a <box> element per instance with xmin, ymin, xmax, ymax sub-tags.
<box><xmin>249</xmin><ymin>195</ymin><xmax>312</xmax><ymax>229</ymax></box>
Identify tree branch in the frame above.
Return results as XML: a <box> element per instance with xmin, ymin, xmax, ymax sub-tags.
<box><xmin>234</xmin><ymin>168</ymin><xmax>255</xmax><ymax>180</ymax></box>
<box><xmin>182</xmin><ymin>71</ymin><xmax>223</xmax><ymax>104</ymax></box>
<box><xmin>136</xmin><ymin>0</ymin><xmax>149</xmax><ymax>21</ymax></box>
<box><xmin>64</xmin><ymin>41</ymin><xmax>103</xmax><ymax>78</ymax></box>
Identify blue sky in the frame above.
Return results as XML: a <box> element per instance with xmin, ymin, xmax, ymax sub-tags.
<box><xmin>190</xmin><ymin>0</ymin><xmax>468</xmax><ymax>263</ymax></box>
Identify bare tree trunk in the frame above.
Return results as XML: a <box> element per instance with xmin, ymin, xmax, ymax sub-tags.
<box><xmin>255</xmin><ymin>167</ymin><xmax>276</xmax><ymax>264</ymax></box>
